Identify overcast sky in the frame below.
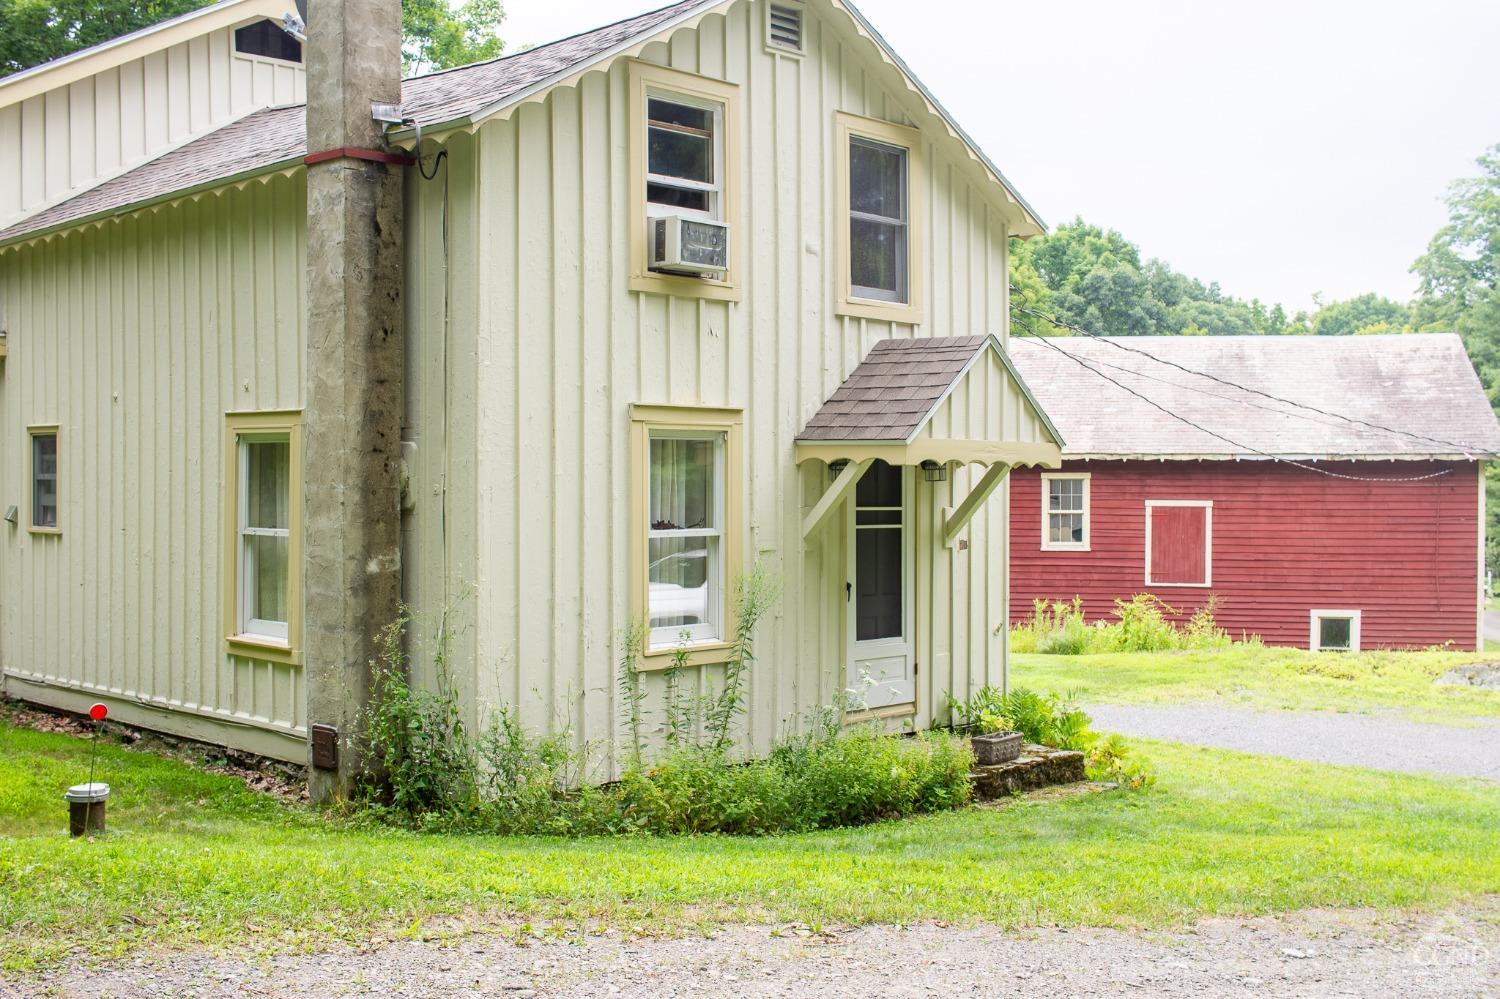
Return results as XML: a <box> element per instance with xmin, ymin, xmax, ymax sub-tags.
<box><xmin>498</xmin><ymin>0</ymin><xmax>1500</xmax><ymax>313</ymax></box>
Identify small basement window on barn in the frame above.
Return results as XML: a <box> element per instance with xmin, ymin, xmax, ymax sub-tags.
<box><xmin>1041</xmin><ymin>473</ymin><xmax>1089</xmax><ymax>550</ymax></box>
<box><xmin>1310</xmin><ymin>610</ymin><xmax>1361</xmax><ymax>652</ymax></box>
<box><xmin>1145</xmin><ymin>500</ymin><xmax>1212</xmax><ymax>587</ymax></box>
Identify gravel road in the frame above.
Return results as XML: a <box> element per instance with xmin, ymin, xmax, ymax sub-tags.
<box><xmin>12</xmin><ymin>903</ymin><xmax>1497</xmax><ymax>998</ymax></box>
<box><xmin>1086</xmin><ymin>703</ymin><xmax>1500</xmax><ymax>780</ymax></box>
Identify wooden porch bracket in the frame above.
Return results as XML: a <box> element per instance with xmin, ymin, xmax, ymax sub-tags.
<box><xmin>942</xmin><ymin>463</ymin><xmax>1011</xmax><ymax>547</ymax></box>
<box><xmin>802</xmin><ymin>458</ymin><xmax>873</xmax><ymax>539</ymax></box>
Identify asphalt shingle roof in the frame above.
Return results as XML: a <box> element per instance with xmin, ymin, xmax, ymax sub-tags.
<box><xmin>798</xmin><ymin>336</ymin><xmax>991</xmax><ymax>442</ymax></box>
<box><xmin>0</xmin><ymin>0</ymin><xmax>717</xmax><ymax>244</ymax></box>
<box><xmin>1007</xmin><ymin>333</ymin><xmax>1500</xmax><ymax>459</ymax></box>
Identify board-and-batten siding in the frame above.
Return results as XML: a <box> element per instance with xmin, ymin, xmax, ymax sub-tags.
<box><xmin>401</xmin><ymin>2</ymin><xmax>1018</xmax><ymax>761</ymax></box>
<box><xmin>1010</xmin><ymin>460</ymin><xmax>1483</xmax><ymax>650</ymax></box>
<box><xmin>0</xmin><ymin>27</ymin><xmax>305</xmax><ymax>228</ymax></box>
<box><xmin>0</xmin><ymin>173</ymin><xmax>308</xmax><ymax>759</ymax></box>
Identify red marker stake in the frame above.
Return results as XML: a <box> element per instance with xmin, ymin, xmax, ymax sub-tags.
<box><xmin>87</xmin><ymin>702</ymin><xmax>107</xmax><ymax>790</ymax></box>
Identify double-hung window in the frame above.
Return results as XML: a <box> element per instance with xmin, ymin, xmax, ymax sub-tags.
<box><xmin>29</xmin><ymin>426</ymin><xmax>59</xmax><ymax>532</ymax></box>
<box><xmin>1041</xmin><ymin>473</ymin><xmax>1089</xmax><ymax>550</ymax></box>
<box><xmin>837</xmin><ymin>113</ymin><xmax>923</xmax><ymax>321</ymax></box>
<box><xmin>646</xmin><ymin>96</ymin><xmax>721</xmax><ymax>219</ymax></box>
<box><xmin>646</xmin><ymin>431</ymin><xmax>724</xmax><ymax>647</ymax></box>
<box><xmin>849</xmin><ymin>136</ymin><xmax>908</xmax><ymax>303</ymax></box>
<box><xmin>628</xmin><ymin>62</ymin><xmax>740</xmax><ymax>299</ymax></box>
<box><xmin>225</xmin><ymin>412</ymin><xmax>302</xmax><ymax>659</ymax></box>
<box><xmin>631</xmin><ymin>406</ymin><xmax>743</xmax><ymax>666</ymax></box>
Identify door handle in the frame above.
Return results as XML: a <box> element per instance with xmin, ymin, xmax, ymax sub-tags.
<box><xmin>846</xmin><ymin>581</ymin><xmax>852</xmax><ymax>602</ymax></box>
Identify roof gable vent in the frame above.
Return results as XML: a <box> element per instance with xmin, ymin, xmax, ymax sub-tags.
<box><xmin>766</xmin><ymin>2</ymin><xmax>805</xmax><ymax>55</ymax></box>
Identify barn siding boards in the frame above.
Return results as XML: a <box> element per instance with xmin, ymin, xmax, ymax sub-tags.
<box><xmin>1011</xmin><ymin>460</ymin><xmax>1483</xmax><ymax>650</ymax></box>
<box><xmin>0</xmin><ymin>172</ymin><xmax>309</xmax><ymax>760</ymax></box>
<box><xmin>396</xmin><ymin>2</ymin><xmax>1015</xmax><ymax>759</ymax></box>
<box><xmin>0</xmin><ymin>26</ymin><xmax>306</xmax><ymax>229</ymax></box>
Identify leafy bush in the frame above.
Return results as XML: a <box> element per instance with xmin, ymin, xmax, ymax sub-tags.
<box><xmin>1009</xmin><ymin>594</ymin><xmax>1246</xmax><ymax>655</ymax></box>
<box><xmin>357</xmin><ymin>567</ymin><xmax>974</xmax><ymax>837</ymax></box>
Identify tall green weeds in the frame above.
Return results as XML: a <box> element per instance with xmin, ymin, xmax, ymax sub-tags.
<box><xmin>356</xmin><ymin>564</ymin><xmax>974</xmax><ymax>835</ymax></box>
<box><xmin>1009</xmin><ymin>594</ymin><xmax>1248</xmax><ymax>655</ymax></box>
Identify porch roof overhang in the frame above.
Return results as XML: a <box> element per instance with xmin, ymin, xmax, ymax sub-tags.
<box><xmin>796</xmin><ymin>336</ymin><xmax>1064</xmax><ymax>543</ymax></box>
<box><xmin>793</xmin><ymin>335</ymin><xmax>1064</xmax><ymax>470</ymax></box>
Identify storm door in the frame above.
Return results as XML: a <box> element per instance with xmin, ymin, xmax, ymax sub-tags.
<box><xmin>847</xmin><ymin>460</ymin><xmax>915</xmax><ymax>709</ymax></box>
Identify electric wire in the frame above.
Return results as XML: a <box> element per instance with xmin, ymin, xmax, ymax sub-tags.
<box><xmin>1009</xmin><ymin>292</ymin><xmax>1492</xmax><ymax>458</ymax></box>
<box><xmin>1011</xmin><ymin>313</ymin><xmax>1456</xmax><ymax>484</ymax></box>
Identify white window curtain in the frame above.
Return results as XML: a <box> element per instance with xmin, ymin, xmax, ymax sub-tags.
<box><xmin>647</xmin><ymin>431</ymin><xmax>724</xmax><ymax>647</ymax></box>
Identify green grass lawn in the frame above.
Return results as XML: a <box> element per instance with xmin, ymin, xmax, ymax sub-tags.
<box><xmin>3</xmin><ymin>717</ymin><xmax>1498</xmax><ymax>974</ymax></box>
<box><xmin>1013</xmin><ymin>646</ymin><xmax>1500</xmax><ymax>724</ymax></box>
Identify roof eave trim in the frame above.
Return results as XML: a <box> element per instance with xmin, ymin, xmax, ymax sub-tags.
<box><xmin>794</xmin><ymin>439</ymin><xmax>1063</xmax><ymax>469</ymax></box>
<box><xmin>830</xmin><ymin>0</ymin><xmax>1045</xmax><ymax>234</ymax></box>
<box><xmin>389</xmin><ymin>0</ymin><xmax>732</xmax><ymax>144</ymax></box>
<box><xmin>0</xmin><ymin>154</ymin><xmax>304</xmax><ymax>251</ymax></box>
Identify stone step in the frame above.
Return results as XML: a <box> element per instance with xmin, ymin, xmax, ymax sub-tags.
<box><xmin>972</xmin><ymin>744</ymin><xmax>1087</xmax><ymax>799</ymax></box>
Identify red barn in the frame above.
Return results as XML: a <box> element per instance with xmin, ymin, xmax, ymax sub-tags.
<box><xmin>1007</xmin><ymin>334</ymin><xmax>1500</xmax><ymax>651</ymax></box>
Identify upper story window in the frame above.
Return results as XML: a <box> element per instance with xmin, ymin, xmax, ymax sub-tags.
<box><xmin>29</xmin><ymin>426</ymin><xmax>59</xmax><ymax>533</ymax></box>
<box><xmin>836</xmin><ymin>112</ymin><xmax>923</xmax><ymax>322</ymax></box>
<box><xmin>1041</xmin><ymin>472</ymin><xmax>1089</xmax><ymax>551</ymax></box>
<box><xmin>628</xmin><ymin>62</ymin><xmax>741</xmax><ymax>302</ymax></box>
<box><xmin>849</xmin><ymin>137</ymin><xmax>908</xmax><ymax>303</ymax></box>
<box><xmin>646</xmin><ymin>97</ymin><xmax>721</xmax><ymax>219</ymax></box>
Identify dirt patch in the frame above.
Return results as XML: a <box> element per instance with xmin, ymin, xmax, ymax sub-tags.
<box><xmin>1</xmin><ymin>698</ymin><xmax>307</xmax><ymax>802</ymax></box>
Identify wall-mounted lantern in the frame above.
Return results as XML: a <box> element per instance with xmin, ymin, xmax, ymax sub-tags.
<box><xmin>921</xmin><ymin>460</ymin><xmax>947</xmax><ymax>482</ymax></box>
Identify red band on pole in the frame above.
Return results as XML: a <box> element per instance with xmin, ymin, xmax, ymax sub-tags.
<box><xmin>305</xmin><ymin>146</ymin><xmax>413</xmax><ymax>167</ymax></box>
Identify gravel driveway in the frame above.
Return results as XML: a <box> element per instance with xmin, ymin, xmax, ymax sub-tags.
<box><xmin>12</xmin><ymin>903</ymin><xmax>1497</xmax><ymax>998</ymax></box>
<box><xmin>1086</xmin><ymin>703</ymin><xmax>1500</xmax><ymax>780</ymax></box>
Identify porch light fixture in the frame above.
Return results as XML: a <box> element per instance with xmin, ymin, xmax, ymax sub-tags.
<box><xmin>828</xmin><ymin>459</ymin><xmax>849</xmax><ymax>477</ymax></box>
<box><xmin>921</xmin><ymin>460</ymin><xmax>947</xmax><ymax>482</ymax></box>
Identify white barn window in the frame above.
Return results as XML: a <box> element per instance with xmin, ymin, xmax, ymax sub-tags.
<box><xmin>646</xmin><ymin>95</ymin><xmax>723</xmax><ymax>221</ymax></box>
<box><xmin>848</xmin><ymin>136</ymin><xmax>909</xmax><ymax>304</ymax></box>
<box><xmin>1041</xmin><ymin>472</ymin><xmax>1089</xmax><ymax>550</ymax></box>
<box><xmin>1310</xmin><ymin>609</ymin><xmax>1361</xmax><ymax>652</ymax></box>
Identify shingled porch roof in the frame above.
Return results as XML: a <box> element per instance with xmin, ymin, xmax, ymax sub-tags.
<box><xmin>794</xmin><ymin>335</ymin><xmax>1063</xmax><ymax>469</ymax></box>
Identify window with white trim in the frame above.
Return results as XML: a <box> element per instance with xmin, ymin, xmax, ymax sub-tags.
<box><xmin>647</xmin><ymin>430</ymin><xmax>725</xmax><ymax>648</ymax></box>
<box><xmin>1310</xmin><ymin>610</ymin><xmax>1361</xmax><ymax>652</ymax></box>
<box><xmin>1041</xmin><ymin>473</ymin><xmax>1089</xmax><ymax>550</ymax></box>
<box><xmin>848</xmin><ymin>135</ymin><xmax>910</xmax><ymax>303</ymax></box>
<box><xmin>29</xmin><ymin>428</ymin><xmax>58</xmax><ymax>531</ymax></box>
<box><xmin>236</xmin><ymin>434</ymin><xmax>292</xmax><ymax>642</ymax></box>
<box><xmin>646</xmin><ymin>94</ymin><xmax>723</xmax><ymax>221</ymax></box>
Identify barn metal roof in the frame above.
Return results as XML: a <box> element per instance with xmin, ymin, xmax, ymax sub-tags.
<box><xmin>1</xmin><ymin>0</ymin><xmax>1045</xmax><ymax>248</ymax></box>
<box><xmin>1007</xmin><ymin>332</ymin><xmax>1500</xmax><ymax>460</ymax></box>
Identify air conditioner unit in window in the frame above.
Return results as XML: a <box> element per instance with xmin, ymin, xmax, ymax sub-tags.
<box><xmin>649</xmin><ymin>215</ymin><xmax>730</xmax><ymax>275</ymax></box>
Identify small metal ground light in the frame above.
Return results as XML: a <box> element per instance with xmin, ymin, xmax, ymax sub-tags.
<box><xmin>65</xmin><ymin>782</ymin><xmax>109</xmax><ymax>836</ymax></box>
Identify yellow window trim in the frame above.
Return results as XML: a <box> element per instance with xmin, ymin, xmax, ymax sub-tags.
<box><xmin>223</xmin><ymin>410</ymin><xmax>304</xmax><ymax>667</ymax></box>
<box><xmin>629</xmin><ymin>404</ymin><xmax>744</xmax><ymax>671</ymax></box>
<box><xmin>834</xmin><ymin>111</ymin><xmax>925</xmax><ymax>324</ymax></box>
<box><xmin>26</xmin><ymin>424</ymin><xmax>60</xmax><ymax>535</ymax></box>
<box><xmin>627</xmin><ymin>60</ymin><xmax>742</xmax><ymax>303</ymax></box>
